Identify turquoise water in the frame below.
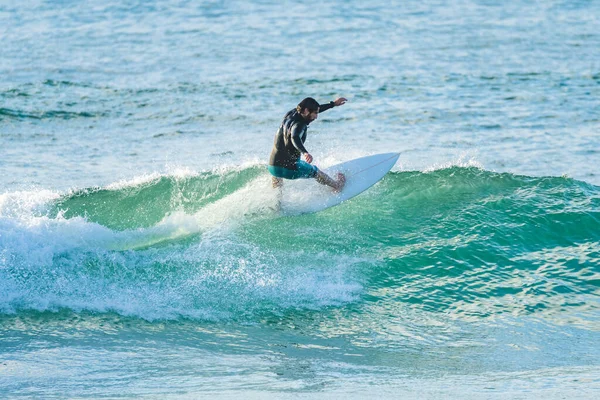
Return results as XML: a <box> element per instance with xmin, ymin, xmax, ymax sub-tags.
<box><xmin>1</xmin><ymin>0</ymin><xmax>600</xmax><ymax>398</ymax></box>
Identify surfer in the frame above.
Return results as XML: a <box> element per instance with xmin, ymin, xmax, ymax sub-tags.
<box><xmin>268</xmin><ymin>97</ymin><xmax>347</xmax><ymax>191</ymax></box>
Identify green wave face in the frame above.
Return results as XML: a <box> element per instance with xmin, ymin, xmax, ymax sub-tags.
<box><xmin>2</xmin><ymin>166</ymin><xmax>599</xmax><ymax>325</ymax></box>
<box><xmin>49</xmin><ymin>166</ymin><xmax>266</xmax><ymax>230</ymax></box>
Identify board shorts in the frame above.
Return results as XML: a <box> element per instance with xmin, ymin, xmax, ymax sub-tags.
<box><xmin>267</xmin><ymin>160</ymin><xmax>319</xmax><ymax>180</ymax></box>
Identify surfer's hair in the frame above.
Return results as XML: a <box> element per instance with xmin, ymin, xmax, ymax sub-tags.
<box><xmin>296</xmin><ymin>97</ymin><xmax>320</xmax><ymax>113</ymax></box>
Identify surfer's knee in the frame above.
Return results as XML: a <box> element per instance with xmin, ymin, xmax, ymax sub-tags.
<box><xmin>272</xmin><ymin>177</ymin><xmax>283</xmax><ymax>189</ymax></box>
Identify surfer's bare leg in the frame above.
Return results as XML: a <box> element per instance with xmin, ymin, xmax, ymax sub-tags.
<box><xmin>316</xmin><ymin>171</ymin><xmax>345</xmax><ymax>192</ymax></box>
<box><xmin>270</xmin><ymin>177</ymin><xmax>283</xmax><ymax>211</ymax></box>
<box><xmin>272</xmin><ymin>177</ymin><xmax>283</xmax><ymax>189</ymax></box>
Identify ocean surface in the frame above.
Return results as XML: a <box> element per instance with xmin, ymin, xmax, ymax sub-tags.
<box><xmin>1</xmin><ymin>0</ymin><xmax>599</xmax><ymax>398</ymax></box>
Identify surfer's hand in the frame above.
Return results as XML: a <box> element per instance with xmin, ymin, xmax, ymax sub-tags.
<box><xmin>334</xmin><ymin>97</ymin><xmax>347</xmax><ymax>107</ymax></box>
<box><xmin>304</xmin><ymin>153</ymin><xmax>313</xmax><ymax>164</ymax></box>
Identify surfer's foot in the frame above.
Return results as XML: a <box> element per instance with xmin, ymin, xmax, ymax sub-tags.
<box><xmin>333</xmin><ymin>173</ymin><xmax>346</xmax><ymax>193</ymax></box>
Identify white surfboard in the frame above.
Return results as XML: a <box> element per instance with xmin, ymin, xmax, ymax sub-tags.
<box><xmin>281</xmin><ymin>152</ymin><xmax>400</xmax><ymax>214</ymax></box>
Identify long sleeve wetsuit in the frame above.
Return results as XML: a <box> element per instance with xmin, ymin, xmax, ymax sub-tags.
<box><xmin>268</xmin><ymin>102</ymin><xmax>335</xmax><ymax>170</ymax></box>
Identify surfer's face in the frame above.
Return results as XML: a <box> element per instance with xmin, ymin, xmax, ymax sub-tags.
<box><xmin>301</xmin><ymin>108</ymin><xmax>319</xmax><ymax>123</ymax></box>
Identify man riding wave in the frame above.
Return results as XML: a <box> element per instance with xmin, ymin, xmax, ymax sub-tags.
<box><xmin>268</xmin><ymin>97</ymin><xmax>347</xmax><ymax>191</ymax></box>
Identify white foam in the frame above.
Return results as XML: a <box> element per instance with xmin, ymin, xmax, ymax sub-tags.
<box><xmin>0</xmin><ymin>213</ymin><xmax>115</xmax><ymax>265</ymax></box>
<box><xmin>105</xmin><ymin>172</ymin><xmax>164</xmax><ymax>191</ymax></box>
<box><xmin>0</xmin><ymin>189</ymin><xmax>60</xmax><ymax>218</ymax></box>
<box><xmin>423</xmin><ymin>152</ymin><xmax>484</xmax><ymax>173</ymax></box>
<box><xmin>210</xmin><ymin>157</ymin><xmax>265</xmax><ymax>175</ymax></box>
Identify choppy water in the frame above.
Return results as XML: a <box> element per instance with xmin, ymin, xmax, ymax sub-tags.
<box><xmin>1</xmin><ymin>0</ymin><xmax>599</xmax><ymax>398</ymax></box>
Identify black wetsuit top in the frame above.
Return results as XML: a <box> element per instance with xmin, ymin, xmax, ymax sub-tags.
<box><xmin>268</xmin><ymin>102</ymin><xmax>335</xmax><ymax>170</ymax></box>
